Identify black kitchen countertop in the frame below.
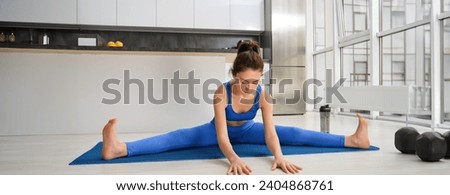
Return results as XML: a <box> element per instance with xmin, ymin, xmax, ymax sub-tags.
<box><xmin>0</xmin><ymin>43</ymin><xmax>238</xmax><ymax>53</ymax></box>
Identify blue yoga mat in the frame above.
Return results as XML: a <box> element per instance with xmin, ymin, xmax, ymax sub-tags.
<box><xmin>69</xmin><ymin>142</ymin><xmax>379</xmax><ymax>165</ymax></box>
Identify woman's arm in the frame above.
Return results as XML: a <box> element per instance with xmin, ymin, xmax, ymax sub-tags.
<box><xmin>260</xmin><ymin>89</ymin><xmax>283</xmax><ymax>159</ymax></box>
<box><xmin>260</xmin><ymin>89</ymin><xmax>302</xmax><ymax>174</ymax></box>
<box><xmin>213</xmin><ymin>85</ymin><xmax>252</xmax><ymax>174</ymax></box>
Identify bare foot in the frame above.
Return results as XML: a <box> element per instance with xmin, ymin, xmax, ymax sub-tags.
<box><xmin>345</xmin><ymin>114</ymin><xmax>370</xmax><ymax>149</ymax></box>
<box><xmin>101</xmin><ymin>118</ymin><xmax>128</xmax><ymax>160</ymax></box>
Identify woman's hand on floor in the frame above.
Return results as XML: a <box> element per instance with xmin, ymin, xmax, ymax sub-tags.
<box><xmin>272</xmin><ymin>157</ymin><xmax>302</xmax><ymax>174</ymax></box>
<box><xmin>227</xmin><ymin>159</ymin><xmax>253</xmax><ymax>175</ymax></box>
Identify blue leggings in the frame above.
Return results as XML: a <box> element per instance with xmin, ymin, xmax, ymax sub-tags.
<box><xmin>126</xmin><ymin>120</ymin><xmax>345</xmax><ymax>157</ymax></box>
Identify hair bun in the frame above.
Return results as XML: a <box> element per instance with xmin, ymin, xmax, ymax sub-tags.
<box><xmin>237</xmin><ymin>40</ymin><xmax>260</xmax><ymax>54</ymax></box>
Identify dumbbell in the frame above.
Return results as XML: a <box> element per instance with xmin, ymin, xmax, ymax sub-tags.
<box><xmin>415</xmin><ymin>131</ymin><xmax>447</xmax><ymax>162</ymax></box>
<box><xmin>395</xmin><ymin>127</ymin><xmax>448</xmax><ymax>162</ymax></box>
<box><xmin>394</xmin><ymin>127</ymin><xmax>419</xmax><ymax>154</ymax></box>
<box><xmin>444</xmin><ymin>131</ymin><xmax>450</xmax><ymax>158</ymax></box>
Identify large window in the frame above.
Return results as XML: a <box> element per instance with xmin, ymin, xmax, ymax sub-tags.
<box><xmin>381</xmin><ymin>25</ymin><xmax>431</xmax><ymax>118</ymax></box>
<box><xmin>342</xmin><ymin>0</ymin><xmax>369</xmax><ymax>36</ymax></box>
<box><xmin>443</xmin><ymin>0</ymin><xmax>450</xmax><ymax>12</ymax></box>
<box><xmin>313</xmin><ymin>0</ymin><xmax>334</xmax><ymax>109</ymax></box>
<box><xmin>378</xmin><ymin>0</ymin><xmax>432</xmax><ymax>122</ymax></box>
<box><xmin>314</xmin><ymin>0</ymin><xmax>446</xmax><ymax>126</ymax></box>
<box><xmin>314</xmin><ymin>0</ymin><xmax>334</xmax><ymax>50</ymax></box>
<box><xmin>382</xmin><ymin>0</ymin><xmax>431</xmax><ymax>31</ymax></box>
<box><xmin>443</xmin><ymin>19</ymin><xmax>450</xmax><ymax>122</ymax></box>
<box><xmin>342</xmin><ymin>42</ymin><xmax>370</xmax><ymax>87</ymax></box>
<box><xmin>381</xmin><ymin>26</ymin><xmax>431</xmax><ymax>86</ymax></box>
<box><xmin>338</xmin><ymin>0</ymin><xmax>371</xmax><ymax>88</ymax></box>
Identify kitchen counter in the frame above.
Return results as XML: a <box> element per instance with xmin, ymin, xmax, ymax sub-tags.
<box><xmin>0</xmin><ymin>48</ymin><xmax>228</xmax><ymax>135</ymax></box>
<box><xmin>0</xmin><ymin>47</ymin><xmax>238</xmax><ymax>63</ymax></box>
<box><xmin>0</xmin><ymin>42</ymin><xmax>238</xmax><ymax>53</ymax></box>
<box><xmin>0</xmin><ymin>25</ymin><xmax>256</xmax><ymax>61</ymax></box>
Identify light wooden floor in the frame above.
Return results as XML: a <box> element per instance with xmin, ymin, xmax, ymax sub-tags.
<box><xmin>1</xmin><ymin>112</ymin><xmax>449</xmax><ymax>175</ymax></box>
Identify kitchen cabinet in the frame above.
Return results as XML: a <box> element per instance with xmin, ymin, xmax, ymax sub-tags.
<box><xmin>0</xmin><ymin>0</ymin><xmax>264</xmax><ymax>31</ymax></box>
<box><xmin>0</xmin><ymin>0</ymin><xmax>77</xmax><ymax>24</ymax></box>
<box><xmin>77</xmin><ymin>0</ymin><xmax>117</xmax><ymax>26</ymax></box>
<box><xmin>117</xmin><ymin>0</ymin><xmax>157</xmax><ymax>27</ymax></box>
<box><xmin>230</xmin><ymin>0</ymin><xmax>264</xmax><ymax>31</ymax></box>
<box><xmin>194</xmin><ymin>0</ymin><xmax>230</xmax><ymax>29</ymax></box>
<box><xmin>156</xmin><ymin>0</ymin><xmax>194</xmax><ymax>28</ymax></box>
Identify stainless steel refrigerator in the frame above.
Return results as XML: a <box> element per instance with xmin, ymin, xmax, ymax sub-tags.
<box><xmin>262</xmin><ymin>0</ymin><xmax>306</xmax><ymax>115</ymax></box>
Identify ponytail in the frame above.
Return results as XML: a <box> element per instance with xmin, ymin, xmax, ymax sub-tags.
<box><xmin>230</xmin><ymin>40</ymin><xmax>264</xmax><ymax>77</ymax></box>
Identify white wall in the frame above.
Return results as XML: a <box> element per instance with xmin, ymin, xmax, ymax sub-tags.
<box><xmin>0</xmin><ymin>51</ymin><xmax>225</xmax><ymax>135</ymax></box>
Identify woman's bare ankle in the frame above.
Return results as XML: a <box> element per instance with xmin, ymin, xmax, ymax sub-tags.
<box><xmin>345</xmin><ymin>114</ymin><xmax>370</xmax><ymax>149</ymax></box>
<box><xmin>101</xmin><ymin>119</ymin><xmax>128</xmax><ymax>160</ymax></box>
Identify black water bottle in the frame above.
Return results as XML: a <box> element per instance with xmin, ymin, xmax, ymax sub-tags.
<box><xmin>320</xmin><ymin>105</ymin><xmax>331</xmax><ymax>133</ymax></box>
